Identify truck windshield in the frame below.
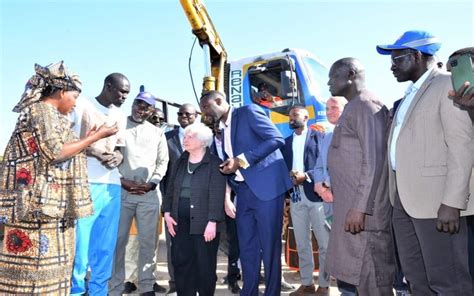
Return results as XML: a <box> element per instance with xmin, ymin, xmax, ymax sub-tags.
<box><xmin>302</xmin><ymin>57</ymin><xmax>330</xmax><ymax>102</ymax></box>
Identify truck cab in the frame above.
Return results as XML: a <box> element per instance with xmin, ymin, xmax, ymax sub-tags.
<box><xmin>227</xmin><ymin>48</ymin><xmax>330</xmax><ymax>137</ymax></box>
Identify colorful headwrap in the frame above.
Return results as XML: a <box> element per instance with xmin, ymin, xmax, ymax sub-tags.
<box><xmin>13</xmin><ymin>61</ymin><xmax>82</xmax><ymax>112</ymax></box>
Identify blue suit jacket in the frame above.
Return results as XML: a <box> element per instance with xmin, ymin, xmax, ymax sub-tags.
<box><xmin>281</xmin><ymin>128</ymin><xmax>323</xmax><ymax>202</ymax></box>
<box><xmin>227</xmin><ymin>104</ymin><xmax>292</xmax><ymax>201</ymax></box>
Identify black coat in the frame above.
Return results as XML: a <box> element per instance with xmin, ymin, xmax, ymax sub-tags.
<box><xmin>161</xmin><ymin>127</ymin><xmax>183</xmax><ymax>197</ymax></box>
<box><xmin>162</xmin><ymin>148</ymin><xmax>226</xmax><ymax>234</ymax></box>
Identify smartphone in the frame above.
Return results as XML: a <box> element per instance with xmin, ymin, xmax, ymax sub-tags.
<box><xmin>449</xmin><ymin>53</ymin><xmax>474</xmax><ymax>94</ymax></box>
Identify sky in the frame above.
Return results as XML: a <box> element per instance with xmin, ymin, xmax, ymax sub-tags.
<box><xmin>0</xmin><ymin>0</ymin><xmax>473</xmax><ymax>153</ymax></box>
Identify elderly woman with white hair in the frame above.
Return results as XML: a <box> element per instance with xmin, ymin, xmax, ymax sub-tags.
<box><xmin>162</xmin><ymin>122</ymin><xmax>226</xmax><ymax>296</ymax></box>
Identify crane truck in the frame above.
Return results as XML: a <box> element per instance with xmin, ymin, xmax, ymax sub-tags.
<box><xmin>180</xmin><ymin>0</ymin><xmax>330</xmax><ymax>137</ymax></box>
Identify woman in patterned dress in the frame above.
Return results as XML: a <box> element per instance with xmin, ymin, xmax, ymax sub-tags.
<box><xmin>0</xmin><ymin>61</ymin><xmax>118</xmax><ymax>295</ymax></box>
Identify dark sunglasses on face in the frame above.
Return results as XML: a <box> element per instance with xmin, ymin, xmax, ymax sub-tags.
<box><xmin>177</xmin><ymin>112</ymin><xmax>195</xmax><ymax>117</ymax></box>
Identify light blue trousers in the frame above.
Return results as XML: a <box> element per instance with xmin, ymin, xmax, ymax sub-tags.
<box><xmin>71</xmin><ymin>183</ymin><xmax>121</xmax><ymax>296</ymax></box>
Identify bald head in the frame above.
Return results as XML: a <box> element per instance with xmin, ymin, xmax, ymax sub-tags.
<box><xmin>328</xmin><ymin>57</ymin><xmax>366</xmax><ymax>100</ymax></box>
<box><xmin>332</xmin><ymin>58</ymin><xmax>366</xmax><ymax>81</ymax></box>
<box><xmin>104</xmin><ymin>73</ymin><xmax>128</xmax><ymax>86</ymax></box>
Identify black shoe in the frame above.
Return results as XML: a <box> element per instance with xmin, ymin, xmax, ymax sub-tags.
<box><xmin>123</xmin><ymin>281</ymin><xmax>138</xmax><ymax>294</ymax></box>
<box><xmin>139</xmin><ymin>291</ymin><xmax>155</xmax><ymax>296</ymax></box>
<box><xmin>228</xmin><ymin>281</ymin><xmax>241</xmax><ymax>294</ymax></box>
<box><xmin>222</xmin><ymin>274</ymin><xmax>242</xmax><ymax>285</ymax></box>
<box><xmin>153</xmin><ymin>283</ymin><xmax>167</xmax><ymax>293</ymax></box>
<box><xmin>166</xmin><ymin>285</ymin><xmax>177</xmax><ymax>295</ymax></box>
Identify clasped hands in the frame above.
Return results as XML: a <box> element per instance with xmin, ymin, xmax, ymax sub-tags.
<box><xmin>121</xmin><ymin>179</ymin><xmax>155</xmax><ymax>195</ymax></box>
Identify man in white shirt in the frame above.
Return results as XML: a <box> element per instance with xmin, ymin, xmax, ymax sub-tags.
<box><xmin>281</xmin><ymin>105</ymin><xmax>330</xmax><ymax>296</ymax></box>
<box><xmin>70</xmin><ymin>73</ymin><xmax>130</xmax><ymax>296</ymax></box>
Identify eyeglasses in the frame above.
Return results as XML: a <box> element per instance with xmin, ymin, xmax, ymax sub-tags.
<box><xmin>149</xmin><ymin>115</ymin><xmax>165</xmax><ymax>122</ymax></box>
<box><xmin>391</xmin><ymin>52</ymin><xmax>413</xmax><ymax>66</ymax></box>
<box><xmin>177</xmin><ymin>112</ymin><xmax>196</xmax><ymax>117</ymax></box>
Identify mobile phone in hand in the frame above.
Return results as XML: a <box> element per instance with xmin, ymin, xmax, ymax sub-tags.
<box><xmin>449</xmin><ymin>53</ymin><xmax>474</xmax><ymax>95</ymax></box>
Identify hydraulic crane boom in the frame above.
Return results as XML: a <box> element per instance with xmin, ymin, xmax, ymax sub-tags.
<box><xmin>180</xmin><ymin>0</ymin><xmax>227</xmax><ymax>93</ymax></box>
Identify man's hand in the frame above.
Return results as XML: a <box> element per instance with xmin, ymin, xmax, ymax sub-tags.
<box><xmin>219</xmin><ymin>157</ymin><xmax>240</xmax><ymax>174</ymax></box>
<box><xmin>321</xmin><ymin>190</ymin><xmax>334</xmax><ymax>202</ymax></box>
<box><xmin>203</xmin><ymin>221</ymin><xmax>217</xmax><ymax>242</ymax></box>
<box><xmin>290</xmin><ymin>171</ymin><xmax>306</xmax><ymax>186</ymax></box>
<box><xmin>164</xmin><ymin>212</ymin><xmax>177</xmax><ymax>237</ymax></box>
<box><xmin>101</xmin><ymin>150</ymin><xmax>123</xmax><ymax>169</ymax></box>
<box><xmin>344</xmin><ymin>209</ymin><xmax>365</xmax><ymax>234</ymax></box>
<box><xmin>448</xmin><ymin>82</ymin><xmax>474</xmax><ymax>108</ymax></box>
<box><xmin>132</xmin><ymin>182</ymin><xmax>156</xmax><ymax>195</ymax></box>
<box><xmin>120</xmin><ymin>179</ymin><xmax>148</xmax><ymax>195</ymax></box>
<box><xmin>86</xmin><ymin>122</ymin><xmax>119</xmax><ymax>140</ymax></box>
<box><xmin>314</xmin><ymin>182</ymin><xmax>333</xmax><ymax>202</ymax></box>
<box><xmin>436</xmin><ymin>204</ymin><xmax>460</xmax><ymax>234</ymax></box>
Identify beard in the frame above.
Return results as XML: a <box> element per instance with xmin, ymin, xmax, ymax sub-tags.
<box><xmin>289</xmin><ymin>120</ymin><xmax>305</xmax><ymax>130</ymax></box>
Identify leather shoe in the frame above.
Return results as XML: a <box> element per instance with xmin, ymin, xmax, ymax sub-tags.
<box><xmin>123</xmin><ymin>281</ymin><xmax>138</xmax><ymax>294</ymax></box>
<box><xmin>289</xmin><ymin>284</ymin><xmax>315</xmax><ymax>296</ymax></box>
<box><xmin>153</xmin><ymin>283</ymin><xmax>167</xmax><ymax>293</ymax></box>
<box><xmin>315</xmin><ymin>286</ymin><xmax>329</xmax><ymax>296</ymax></box>
<box><xmin>166</xmin><ymin>285</ymin><xmax>177</xmax><ymax>295</ymax></box>
<box><xmin>139</xmin><ymin>291</ymin><xmax>155</xmax><ymax>296</ymax></box>
<box><xmin>228</xmin><ymin>281</ymin><xmax>241</xmax><ymax>294</ymax></box>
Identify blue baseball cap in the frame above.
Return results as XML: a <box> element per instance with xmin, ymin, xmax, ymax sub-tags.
<box><xmin>134</xmin><ymin>91</ymin><xmax>156</xmax><ymax>106</ymax></box>
<box><xmin>376</xmin><ymin>30</ymin><xmax>441</xmax><ymax>56</ymax></box>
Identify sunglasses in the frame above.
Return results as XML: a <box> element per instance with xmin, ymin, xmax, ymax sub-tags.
<box><xmin>391</xmin><ymin>52</ymin><xmax>413</xmax><ymax>66</ymax></box>
<box><xmin>177</xmin><ymin>112</ymin><xmax>196</xmax><ymax>117</ymax></box>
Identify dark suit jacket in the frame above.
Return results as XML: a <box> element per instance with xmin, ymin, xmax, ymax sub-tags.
<box><xmin>227</xmin><ymin>104</ymin><xmax>292</xmax><ymax>200</ymax></box>
<box><xmin>161</xmin><ymin>127</ymin><xmax>183</xmax><ymax>197</ymax></box>
<box><xmin>162</xmin><ymin>148</ymin><xmax>226</xmax><ymax>234</ymax></box>
<box><xmin>281</xmin><ymin>128</ymin><xmax>322</xmax><ymax>202</ymax></box>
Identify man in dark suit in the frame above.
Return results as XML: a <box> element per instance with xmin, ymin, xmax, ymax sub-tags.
<box><xmin>162</xmin><ymin>103</ymin><xmax>197</xmax><ymax>295</ymax></box>
<box><xmin>200</xmin><ymin>91</ymin><xmax>292</xmax><ymax>296</ymax></box>
<box><xmin>281</xmin><ymin>105</ymin><xmax>330</xmax><ymax>296</ymax></box>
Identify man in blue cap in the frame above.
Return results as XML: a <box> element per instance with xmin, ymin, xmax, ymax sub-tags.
<box><xmin>378</xmin><ymin>30</ymin><xmax>474</xmax><ymax>294</ymax></box>
<box><xmin>109</xmin><ymin>92</ymin><xmax>169</xmax><ymax>296</ymax></box>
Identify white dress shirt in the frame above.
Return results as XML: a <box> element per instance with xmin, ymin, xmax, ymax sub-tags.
<box><xmin>390</xmin><ymin>67</ymin><xmax>434</xmax><ymax>170</ymax></box>
<box><xmin>219</xmin><ymin>107</ymin><xmax>246</xmax><ymax>181</ymax></box>
<box><xmin>291</xmin><ymin>128</ymin><xmax>308</xmax><ymax>172</ymax></box>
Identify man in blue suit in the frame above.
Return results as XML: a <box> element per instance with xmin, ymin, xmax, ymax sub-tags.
<box><xmin>200</xmin><ymin>91</ymin><xmax>292</xmax><ymax>296</ymax></box>
<box><xmin>281</xmin><ymin>105</ymin><xmax>330</xmax><ymax>296</ymax></box>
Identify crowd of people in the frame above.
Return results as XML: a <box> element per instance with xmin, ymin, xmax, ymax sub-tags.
<box><xmin>0</xmin><ymin>29</ymin><xmax>473</xmax><ymax>296</ymax></box>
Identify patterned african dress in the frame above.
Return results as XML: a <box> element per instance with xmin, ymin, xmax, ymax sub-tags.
<box><xmin>0</xmin><ymin>102</ymin><xmax>93</xmax><ymax>295</ymax></box>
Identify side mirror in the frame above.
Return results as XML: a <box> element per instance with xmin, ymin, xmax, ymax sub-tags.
<box><xmin>280</xmin><ymin>70</ymin><xmax>298</xmax><ymax>99</ymax></box>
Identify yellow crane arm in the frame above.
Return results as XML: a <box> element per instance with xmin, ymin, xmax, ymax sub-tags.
<box><xmin>180</xmin><ymin>0</ymin><xmax>227</xmax><ymax>93</ymax></box>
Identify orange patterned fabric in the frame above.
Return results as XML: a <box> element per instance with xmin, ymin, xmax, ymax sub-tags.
<box><xmin>0</xmin><ymin>102</ymin><xmax>92</xmax><ymax>294</ymax></box>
